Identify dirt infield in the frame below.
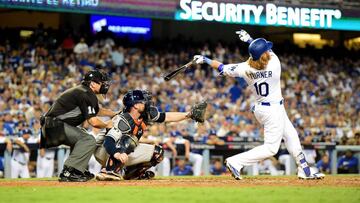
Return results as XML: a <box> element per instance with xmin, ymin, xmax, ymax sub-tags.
<box><xmin>0</xmin><ymin>176</ymin><xmax>359</xmax><ymax>188</ymax></box>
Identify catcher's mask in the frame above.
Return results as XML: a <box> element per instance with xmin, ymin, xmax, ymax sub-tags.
<box><xmin>123</xmin><ymin>90</ymin><xmax>152</xmax><ymax>114</ymax></box>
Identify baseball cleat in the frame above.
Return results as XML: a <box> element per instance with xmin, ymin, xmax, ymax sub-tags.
<box><xmin>96</xmin><ymin>171</ymin><xmax>122</xmax><ymax>181</ymax></box>
<box><xmin>225</xmin><ymin>160</ymin><xmax>242</xmax><ymax>180</ymax></box>
<box><xmin>138</xmin><ymin>171</ymin><xmax>155</xmax><ymax>180</ymax></box>
<box><xmin>298</xmin><ymin>172</ymin><xmax>325</xmax><ymax>180</ymax></box>
<box><xmin>58</xmin><ymin>166</ymin><xmax>88</xmax><ymax>182</ymax></box>
<box><xmin>84</xmin><ymin>170</ymin><xmax>95</xmax><ymax>181</ymax></box>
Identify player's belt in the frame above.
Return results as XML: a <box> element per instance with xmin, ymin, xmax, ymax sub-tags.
<box><xmin>260</xmin><ymin>99</ymin><xmax>283</xmax><ymax>106</ymax></box>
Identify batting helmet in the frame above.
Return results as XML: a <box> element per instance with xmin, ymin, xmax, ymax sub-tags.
<box><xmin>248</xmin><ymin>38</ymin><xmax>273</xmax><ymax>61</ymax></box>
<box><xmin>122</xmin><ymin>90</ymin><xmax>147</xmax><ymax>110</ymax></box>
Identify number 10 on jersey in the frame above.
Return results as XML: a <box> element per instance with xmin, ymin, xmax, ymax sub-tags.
<box><xmin>254</xmin><ymin>82</ymin><xmax>269</xmax><ymax>97</ymax></box>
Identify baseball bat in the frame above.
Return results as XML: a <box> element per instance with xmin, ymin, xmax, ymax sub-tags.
<box><xmin>164</xmin><ymin>59</ymin><xmax>196</xmax><ymax>81</ymax></box>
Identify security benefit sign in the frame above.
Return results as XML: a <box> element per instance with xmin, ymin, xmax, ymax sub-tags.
<box><xmin>175</xmin><ymin>0</ymin><xmax>360</xmax><ymax>31</ymax></box>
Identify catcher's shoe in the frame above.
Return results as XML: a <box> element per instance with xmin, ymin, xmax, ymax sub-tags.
<box><xmin>225</xmin><ymin>160</ymin><xmax>242</xmax><ymax>180</ymax></box>
<box><xmin>96</xmin><ymin>171</ymin><xmax>122</xmax><ymax>181</ymax></box>
<box><xmin>138</xmin><ymin>171</ymin><xmax>155</xmax><ymax>180</ymax></box>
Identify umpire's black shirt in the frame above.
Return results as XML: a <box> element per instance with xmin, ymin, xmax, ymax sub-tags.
<box><xmin>46</xmin><ymin>85</ymin><xmax>99</xmax><ymax>126</ymax></box>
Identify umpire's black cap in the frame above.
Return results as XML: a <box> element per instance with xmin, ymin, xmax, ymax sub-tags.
<box><xmin>83</xmin><ymin>70</ymin><xmax>109</xmax><ymax>84</ymax></box>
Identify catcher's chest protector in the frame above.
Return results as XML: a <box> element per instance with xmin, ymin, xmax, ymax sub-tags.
<box><xmin>119</xmin><ymin>113</ymin><xmax>147</xmax><ymax>140</ymax></box>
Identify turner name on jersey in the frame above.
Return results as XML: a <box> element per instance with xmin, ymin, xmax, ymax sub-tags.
<box><xmin>245</xmin><ymin>71</ymin><xmax>273</xmax><ymax>80</ymax></box>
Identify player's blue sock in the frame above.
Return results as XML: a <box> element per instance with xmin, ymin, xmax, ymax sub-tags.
<box><xmin>297</xmin><ymin>152</ymin><xmax>311</xmax><ymax>177</ymax></box>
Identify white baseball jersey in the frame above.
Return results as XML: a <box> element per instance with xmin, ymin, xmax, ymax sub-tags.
<box><xmin>224</xmin><ymin>51</ymin><xmax>310</xmax><ymax>178</ymax></box>
<box><xmin>12</xmin><ymin>137</ymin><xmax>31</xmax><ymax>164</ymax></box>
<box><xmin>222</xmin><ymin>52</ymin><xmax>282</xmax><ymax>103</ymax></box>
<box><xmin>11</xmin><ymin>137</ymin><xmax>37</xmax><ymax>178</ymax></box>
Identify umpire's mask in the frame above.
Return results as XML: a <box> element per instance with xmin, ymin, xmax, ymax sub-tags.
<box><xmin>83</xmin><ymin>70</ymin><xmax>111</xmax><ymax>95</ymax></box>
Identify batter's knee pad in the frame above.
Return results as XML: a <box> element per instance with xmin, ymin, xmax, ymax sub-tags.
<box><xmin>150</xmin><ymin>145</ymin><xmax>164</xmax><ymax>166</ymax></box>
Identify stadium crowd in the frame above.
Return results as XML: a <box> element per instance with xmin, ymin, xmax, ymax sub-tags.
<box><xmin>0</xmin><ymin>26</ymin><xmax>359</xmax><ymax>177</ymax></box>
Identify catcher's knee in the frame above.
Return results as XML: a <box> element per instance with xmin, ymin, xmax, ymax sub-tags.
<box><xmin>150</xmin><ymin>145</ymin><xmax>164</xmax><ymax>166</ymax></box>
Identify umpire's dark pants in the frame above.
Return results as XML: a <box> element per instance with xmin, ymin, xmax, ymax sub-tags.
<box><xmin>41</xmin><ymin>117</ymin><xmax>96</xmax><ymax>173</ymax></box>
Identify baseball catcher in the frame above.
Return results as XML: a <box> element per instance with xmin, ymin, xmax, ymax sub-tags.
<box><xmin>94</xmin><ymin>89</ymin><xmax>207</xmax><ymax>180</ymax></box>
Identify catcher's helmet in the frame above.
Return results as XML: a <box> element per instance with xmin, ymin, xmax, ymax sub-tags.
<box><xmin>123</xmin><ymin>90</ymin><xmax>147</xmax><ymax>110</ymax></box>
<box><xmin>248</xmin><ymin>38</ymin><xmax>273</xmax><ymax>61</ymax></box>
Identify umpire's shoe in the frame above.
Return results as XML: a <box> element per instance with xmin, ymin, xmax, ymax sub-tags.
<box><xmin>84</xmin><ymin>170</ymin><xmax>95</xmax><ymax>181</ymax></box>
<box><xmin>225</xmin><ymin>160</ymin><xmax>242</xmax><ymax>180</ymax></box>
<box><xmin>59</xmin><ymin>166</ymin><xmax>89</xmax><ymax>182</ymax></box>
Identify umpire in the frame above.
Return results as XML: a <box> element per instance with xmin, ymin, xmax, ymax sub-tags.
<box><xmin>40</xmin><ymin>70</ymin><xmax>115</xmax><ymax>182</ymax></box>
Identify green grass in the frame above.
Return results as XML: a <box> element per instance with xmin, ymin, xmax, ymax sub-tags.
<box><xmin>1</xmin><ymin>186</ymin><xmax>359</xmax><ymax>203</ymax></box>
<box><xmin>1</xmin><ymin>176</ymin><xmax>359</xmax><ymax>203</ymax></box>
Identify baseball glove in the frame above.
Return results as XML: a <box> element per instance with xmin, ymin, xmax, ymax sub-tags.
<box><xmin>188</xmin><ymin>101</ymin><xmax>207</xmax><ymax>123</ymax></box>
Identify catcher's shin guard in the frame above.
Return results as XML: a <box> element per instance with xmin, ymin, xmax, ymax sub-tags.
<box><xmin>150</xmin><ymin>145</ymin><xmax>164</xmax><ymax>166</ymax></box>
<box><xmin>123</xmin><ymin>162</ymin><xmax>153</xmax><ymax>180</ymax></box>
<box><xmin>123</xmin><ymin>145</ymin><xmax>164</xmax><ymax>180</ymax></box>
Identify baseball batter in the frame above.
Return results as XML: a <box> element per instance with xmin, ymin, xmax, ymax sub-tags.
<box><xmin>94</xmin><ymin>90</ymin><xmax>207</xmax><ymax>180</ymax></box>
<box><xmin>193</xmin><ymin>30</ymin><xmax>325</xmax><ymax>180</ymax></box>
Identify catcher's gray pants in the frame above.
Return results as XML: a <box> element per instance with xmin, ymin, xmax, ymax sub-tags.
<box><xmin>94</xmin><ymin>143</ymin><xmax>155</xmax><ymax>167</ymax></box>
<box><xmin>42</xmin><ymin>117</ymin><xmax>96</xmax><ymax>173</ymax></box>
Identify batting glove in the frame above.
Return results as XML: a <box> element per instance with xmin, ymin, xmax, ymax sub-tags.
<box><xmin>193</xmin><ymin>55</ymin><xmax>205</xmax><ymax>64</ymax></box>
<box><xmin>235</xmin><ymin>30</ymin><xmax>253</xmax><ymax>44</ymax></box>
<box><xmin>193</xmin><ymin>55</ymin><xmax>212</xmax><ymax>65</ymax></box>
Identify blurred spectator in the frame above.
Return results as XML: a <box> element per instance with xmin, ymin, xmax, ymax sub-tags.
<box><xmin>0</xmin><ymin>129</ymin><xmax>12</xmax><ymax>177</ymax></box>
<box><xmin>253</xmin><ymin>157</ymin><xmax>280</xmax><ymax>176</ymax></box>
<box><xmin>62</xmin><ymin>34</ymin><xmax>75</xmax><ymax>53</ymax></box>
<box><xmin>10</xmin><ymin>129</ymin><xmax>34</xmax><ymax>178</ymax></box>
<box><xmin>316</xmin><ymin>153</ymin><xmax>331</xmax><ymax>174</ymax></box>
<box><xmin>210</xmin><ymin>159</ymin><xmax>227</xmax><ymax>175</ymax></box>
<box><xmin>355</xmin><ymin>132</ymin><xmax>360</xmax><ymax>145</ymax></box>
<box><xmin>205</xmin><ymin>130</ymin><xmax>225</xmax><ymax>145</ymax></box>
<box><xmin>337</xmin><ymin>150</ymin><xmax>359</xmax><ymax>174</ymax></box>
<box><xmin>73</xmin><ymin>37</ymin><xmax>89</xmax><ymax>55</ymax></box>
<box><xmin>229</xmin><ymin>81</ymin><xmax>242</xmax><ymax>103</ymax></box>
<box><xmin>35</xmin><ymin>120</ymin><xmax>55</xmax><ymax>178</ymax></box>
<box><xmin>180</xmin><ymin>126</ymin><xmax>203</xmax><ymax>176</ymax></box>
<box><xmin>172</xmin><ymin>158</ymin><xmax>193</xmax><ymax>176</ymax></box>
<box><xmin>276</xmin><ymin>146</ymin><xmax>292</xmax><ymax>175</ymax></box>
<box><xmin>111</xmin><ymin>46</ymin><xmax>124</xmax><ymax>67</ymax></box>
<box><xmin>161</xmin><ymin>131</ymin><xmax>181</xmax><ymax>176</ymax></box>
